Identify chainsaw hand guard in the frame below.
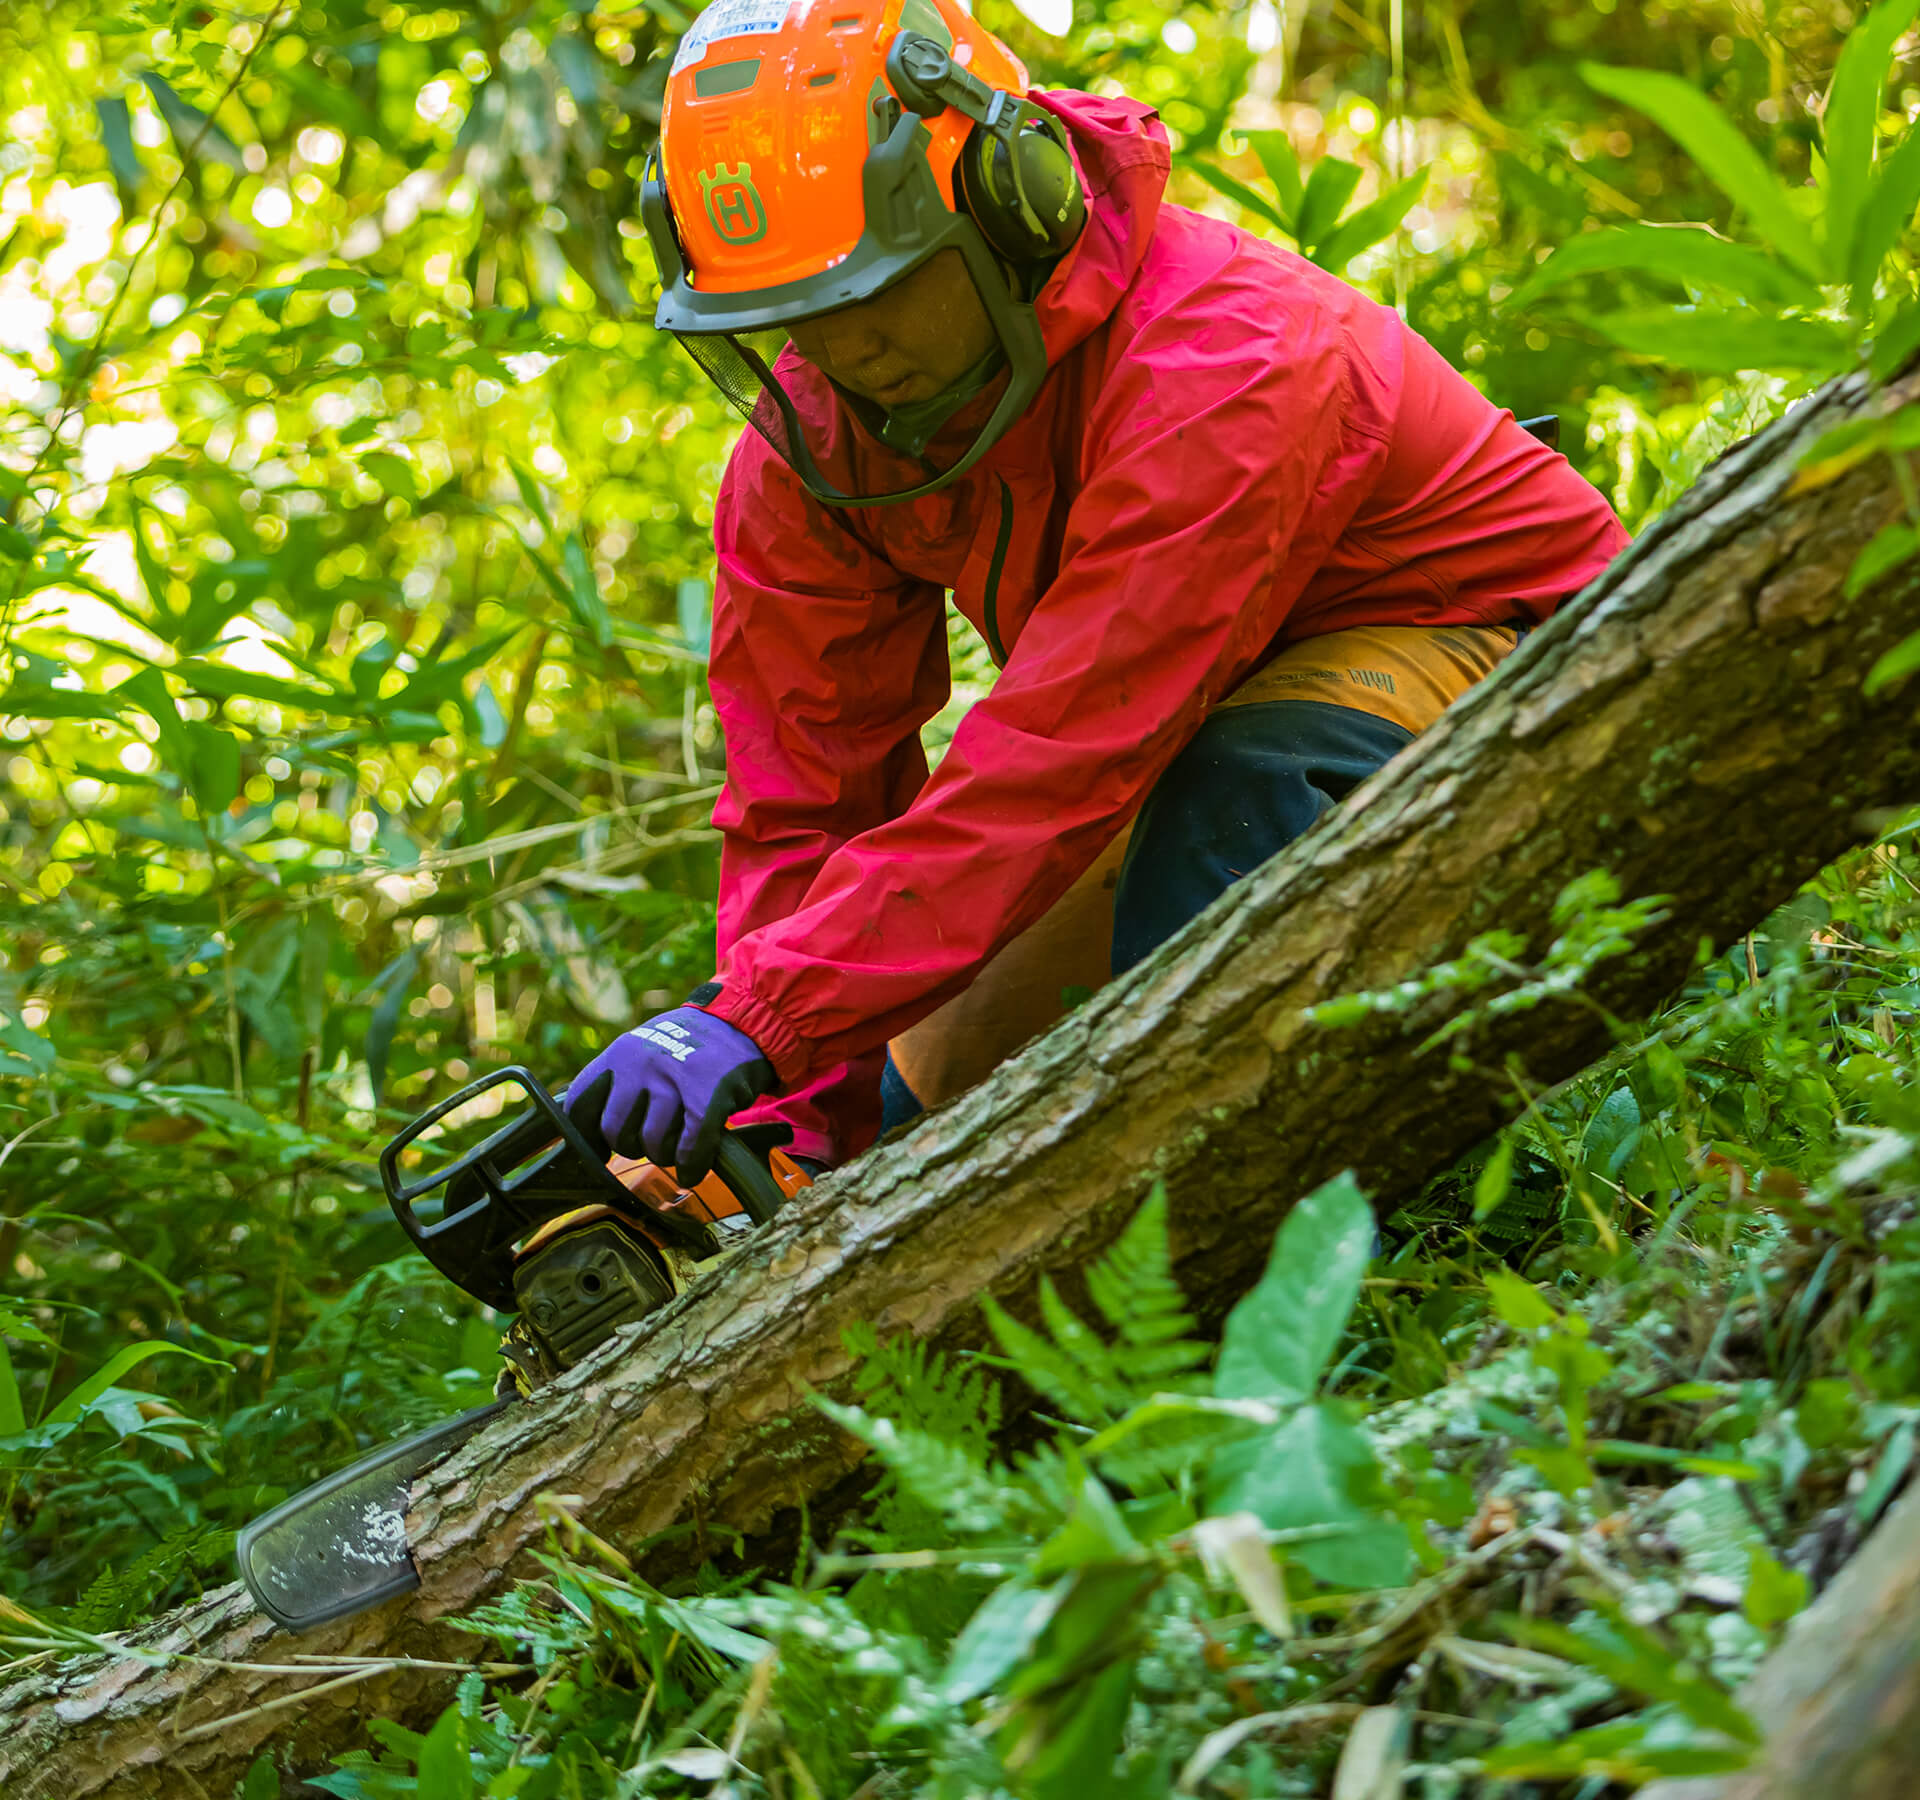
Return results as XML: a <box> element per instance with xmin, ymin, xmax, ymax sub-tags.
<box><xmin>379</xmin><ymin>1065</ymin><xmax>795</xmax><ymax>1312</ymax></box>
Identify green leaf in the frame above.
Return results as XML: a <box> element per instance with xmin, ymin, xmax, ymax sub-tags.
<box><xmin>174</xmin><ymin>659</ymin><xmax>341</xmax><ymax>710</ymax></box>
<box><xmin>240</xmin><ymin>1755</ymin><xmax>281</xmax><ymax>1800</ymax></box>
<box><xmin>1851</xmin><ymin>125</ymin><xmax>1920</xmax><ymax>307</ymax></box>
<box><xmin>1824</xmin><ymin>0</ymin><xmax>1920</xmax><ymax>276</ymax></box>
<box><xmin>1484</xmin><ymin>1267</ymin><xmax>1557</xmax><ymax>1330</ymax></box>
<box><xmin>1179</xmin><ymin>156</ymin><xmax>1293</xmax><ymax>234</ymax></box>
<box><xmin>96</xmin><ymin>97</ymin><xmax>142</xmax><ymax>200</ymax></box>
<box><xmin>1850</xmin><ymin>521</ymin><xmax>1920</xmax><ymax>606</ymax></box>
<box><xmin>942</xmin><ymin>1579</ymin><xmax>1069</xmax><ymax>1702</ymax></box>
<box><xmin>559</xmin><ymin>533</ymin><xmax>613</xmax><ymax>649</ymax></box>
<box><xmin>1578</xmin><ymin>63</ymin><xmax>1827</xmax><ymax>283</ymax></box>
<box><xmin>1744</xmin><ymin>1545</ymin><xmax>1810</xmax><ymax>1629</ymax></box>
<box><xmin>1479</xmin><ymin>1721</ymin><xmax>1752</xmax><ymax>1782</ymax></box>
<box><xmin>0</xmin><ymin>1341</ymin><xmax>23</xmax><ymax>1439</ymax></box>
<box><xmin>1031</xmin><ymin>1473</ymin><xmax>1143</xmax><ymax>1577</ymax></box>
<box><xmin>1506</xmin><ymin>224</ymin><xmax>1824</xmax><ymax>312</ymax></box>
<box><xmin>1215</xmin><ymin>1170</ymin><xmax>1374</xmax><ymax>1403</ymax></box>
<box><xmin>1244</xmin><ymin>130</ymin><xmax>1304</xmax><ymax>218</ymax></box>
<box><xmin>46</xmin><ymin>1341</ymin><xmax>230</xmax><ymax>1427</ymax></box>
<box><xmin>1294</xmin><ymin>157</ymin><xmax>1366</xmax><ymax>253</ymax></box>
<box><xmin>1872</xmin><ymin>294</ymin><xmax>1920</xmax><ymax>378</ymax></box>
<box><xmin>364</xmin><ymin>946</ymin><xmax>421</xmax><ymax>1103</ymax></box>
<box><xmin>1310</xmin><ymin>165</ymin><xmax>1430</xmax><ymax>273</ymax></box>
<box><xmin>1867</xmin><ymin>623</ymin><xmax>1920</xmax><ymax>694</ymax></box>
<box><xmin>1208</xmin><ymin>1401</ymin><xmax>1411</xmax><ymax>1589</ymax></box>
<box><xmin>507</xmin><ymin>458</ymin><xmax>557</xmax><ymax>535</ymax></box>
<box><xmin>138</xmin><ymin>72</ymin><xmax>246</xmax><ymax>171</ymax></box>
<box><xmin>1473</xmin><ymin>1136</ymin><xmax>1516</xmax><ymax>1221</ymax></box>
<box><xmin>358</xmin><ymin>451</ymin><xmax>419</xmax><ymax>502</ymax></box>
<box><xmin>413</xmin><ymin>1703</ymin><xmax>476</xmax><ymax>1800</ymax></box>
<box><xmin>185</xmin><ymin>722</ymin><xmax>241</xmax><ymax>814</ymax></box>
<box><xmin>1570</xmin><ymin>307</ymin><xmax>1853</xmax><ymax>375</ymax></box>
<box><xmin>1501</xmin><ymin>1611</ymin><xmax>1761</xmax><ymax>1744</ymax></box>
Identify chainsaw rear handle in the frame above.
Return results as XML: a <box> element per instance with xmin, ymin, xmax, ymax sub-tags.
<box><xmin>380</xmin><ymin>1064</ymin><xmax>792</xmax><ymax>1312</ymax></box>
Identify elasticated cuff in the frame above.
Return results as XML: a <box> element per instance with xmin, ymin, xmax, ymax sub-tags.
<box><xmin>697</xmin><ymin>983</ymin><xmax>810</xmax><ymax>1088</ymax></box>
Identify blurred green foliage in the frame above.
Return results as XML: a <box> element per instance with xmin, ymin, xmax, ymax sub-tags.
<box><xmin>6</xmin><ymin>0</ymin><xmax>1920</xmax><ymax>1789</ymax></box>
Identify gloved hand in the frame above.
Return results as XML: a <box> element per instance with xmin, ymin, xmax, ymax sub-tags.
<box><xmin>562</xmin><ymin>1005</ymin><xmax>774</xmax><ymax>1185</ymax></box>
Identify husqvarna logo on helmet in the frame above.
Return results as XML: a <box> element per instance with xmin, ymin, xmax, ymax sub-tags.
<box><xmin>700</xmin><ymin>162</ymin><xmax>768</xmax><ymax>244</ymax></box>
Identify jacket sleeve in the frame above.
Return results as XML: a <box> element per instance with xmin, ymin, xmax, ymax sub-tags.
<box><xmin>704</xmin><ymin>436</ymin><xmax>951</xmax><ymax>1164</ymax></box>
<box><xmin>700</xmin><ymin>293</ymin><xmax>1389</xmax><ymax>1090</ymax></box>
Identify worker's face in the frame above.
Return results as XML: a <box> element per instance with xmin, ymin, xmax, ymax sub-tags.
<box><xmin>786</xmin><ymin>249</ymin><xmax>998</xmax><ymax>408</ymax></box>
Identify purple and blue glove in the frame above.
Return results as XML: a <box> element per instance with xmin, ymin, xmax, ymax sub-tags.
<box><xmin>563</xmin><ymin>1004</ymin><xmax>774</xmax><ymax>1185</ymax></box>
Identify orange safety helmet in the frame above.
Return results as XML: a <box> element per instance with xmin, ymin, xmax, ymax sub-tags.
<box><xmin>641</xmin><ymin>0</ymin><xmax>1087</xmax><ymax>508</ymax></box>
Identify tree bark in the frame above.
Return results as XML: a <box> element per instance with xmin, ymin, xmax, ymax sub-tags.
<box><xmin>1639</xmin><ymin>1477</ymin><xmax>1920</xmax><ymax>1800</ymax></box>
<box><xmin>7</xmin><ymin>364</ymin><xmax>1920</xmax><ymax>1798</ymax></box>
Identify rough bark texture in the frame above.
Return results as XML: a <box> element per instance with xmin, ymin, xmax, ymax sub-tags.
<box><xmin>1639</xmin><ymin>1477</ymin><xmax>1920</xmax><ymax>1800</ymax></box>
<box><xmin>7</xmin><ymin>366</ymin><xmax>1920</xmax><ymax>1797</ymax></box>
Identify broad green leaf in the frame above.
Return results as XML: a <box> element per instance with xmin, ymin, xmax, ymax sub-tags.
<box><xmin>1506</xmin><ymin>224</ymin><xmax>1824</xmax><ymax>312</ymax></box>
<box><xmin>1244</xmin><ymin>129</ymin><xmax>1303</xmax><ymax>218</ymax></box>
<box><xmin>1578</xmin><ymin>64</ymin><xmax>1826</xmax><ymax>283</ymax></box>
<box><xmin>1824</xmin><ymin>0</ymin><xmax>1920</xmax><ymax>275</ymax></box>
<box><xmin>1849</xmin><ymin>521</ymin><xmax>1920</xmax><ymax>605</ymax></box>
<box><xmin>1311</xmin><ymin>165</ymin><xmax>1430</xmax><ymax>273</ymax></box>
<box><xmin>1850</xmin><ymin>125</ymin><xmax>1920</xmax><ymax>307</ymax></box>
<box><xmin>46</xmin><ymin>1341</ymin><xmax>230</xmax><ymax>1427</ymax></box>
<box><xmin>1208</xmin><ymin>1401</ymin><xmax>1411</xmax><ymax>1588</ymax></box>
<box><xmin>942</xmin><ymin>1578</ymin><xmax>1069</xmax><ymax>1702</ymax></box>
<box><xmin>1179</xmin><ymin>156</ymin><xmax>1292</xmax><ymax>234</ymax></box>
<box><xmin>240</xmin><ymin>1754</ymin><xmax>281</xmax><ymax>1800</ymax></box>
<box><xmin>413</xmin><ymin>1703</ymin><xmax>475</xmax><ymax>1800</ymax></box>
<box><xmin>1867</xmin><ymin>623</ymin><xmax>1920</xmax><ymax>694</ymax></box>
<box><xmin>1294</xmin><ymin>157</ymin><xmax>1365</xmax><ymax>253</ymax></box>
<box><xmin>1571</xmin><ymin>307</ymin><xmax>1853</xmax><ymax>376</ymax></box>
<box><xmin>1215</xmin><ymin>1170</ymin><xmax>1375</xmax><ymax>1402</ymax></box>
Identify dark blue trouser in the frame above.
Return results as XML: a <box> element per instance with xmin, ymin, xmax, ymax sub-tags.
<box><xmin>879</xmin><ymin>697</ymin><xmax>1416</xmax><ymax>1133</ymax></box>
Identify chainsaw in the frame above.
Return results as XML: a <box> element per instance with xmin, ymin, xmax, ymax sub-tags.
<box><xmin>235</xmin><ymin>1065</ymin><xmax>812</xmax><ymax>1633</ymax></box>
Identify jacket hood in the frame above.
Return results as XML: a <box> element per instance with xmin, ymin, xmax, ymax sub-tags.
<box><xmin>1028</xmin><ymin>91</ymin><xmax>1171</xmax><ymax>365</ymax></box>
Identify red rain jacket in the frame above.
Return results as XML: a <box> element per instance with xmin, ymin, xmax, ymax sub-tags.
<box><xmin>700</xmin><ymin>91</ymin><xmax>1629</xmax><ymax>1165</ymax></box>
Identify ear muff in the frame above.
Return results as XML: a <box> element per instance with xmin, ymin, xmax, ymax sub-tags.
<box><xmin>884</xmin><ymin>31</ymin><xmax>1086</xmax><ymax>264</ymax></box>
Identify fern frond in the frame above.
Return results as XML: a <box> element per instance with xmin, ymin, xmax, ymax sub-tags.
<box><xmin>842</xmin><ymin>1322</ymin><xmax>1002</xmax><ymax>1454</ymax></box>
<box><xmin>980</xmin><ymin>1293</ymin><xmax>1115</xmax><ymax>1426</ymax></box>
<box><xmin>61</xmin><ymin>1520</ymin><xmax>234</xmax><ymax>1632</ymax></box>
<box><xmin>814</xmin><ymin>1398</ymin><xmax>1015</xmax><ymax>1537</ymax></box>
<box><xmin>1084</xmin><ymin>1185</ymin><xmax>1210</xmax><ymax>1390</ymax></box>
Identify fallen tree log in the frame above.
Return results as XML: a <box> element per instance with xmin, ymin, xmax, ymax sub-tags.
<box><xmin>6</xmin><ymin>363</ymin><xmax>1920</xmax><ymax>1797</ymax></box>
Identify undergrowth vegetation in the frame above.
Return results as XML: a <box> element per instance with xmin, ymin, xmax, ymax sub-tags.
<box><xmin>7</xmin><ymin>0</ymin><xmax>1920</xmax><ymax>1793</ymax></box>
<box><xmin>234</xmin><ymin>846</ymin><xmax>1920</xmax><ymax>1800</ymax></box>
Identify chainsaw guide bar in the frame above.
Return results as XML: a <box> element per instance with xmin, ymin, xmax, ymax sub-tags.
<box><xmin>235</xmin><ymin>1065</ymin><xmax>811</xmax><ymax>1632</ymax></box>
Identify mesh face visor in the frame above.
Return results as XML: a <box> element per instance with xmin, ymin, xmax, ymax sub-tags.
<box><xmin>643</xmin><ymin>110</ymin><xmax>1052</xmax><ymax>510</ymax></box>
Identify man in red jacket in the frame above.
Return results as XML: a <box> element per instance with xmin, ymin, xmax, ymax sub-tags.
<box><xmin>561</xmin><ymin>0</ymin><xmax>1629</xmax><ymax>1182</ymax></box>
